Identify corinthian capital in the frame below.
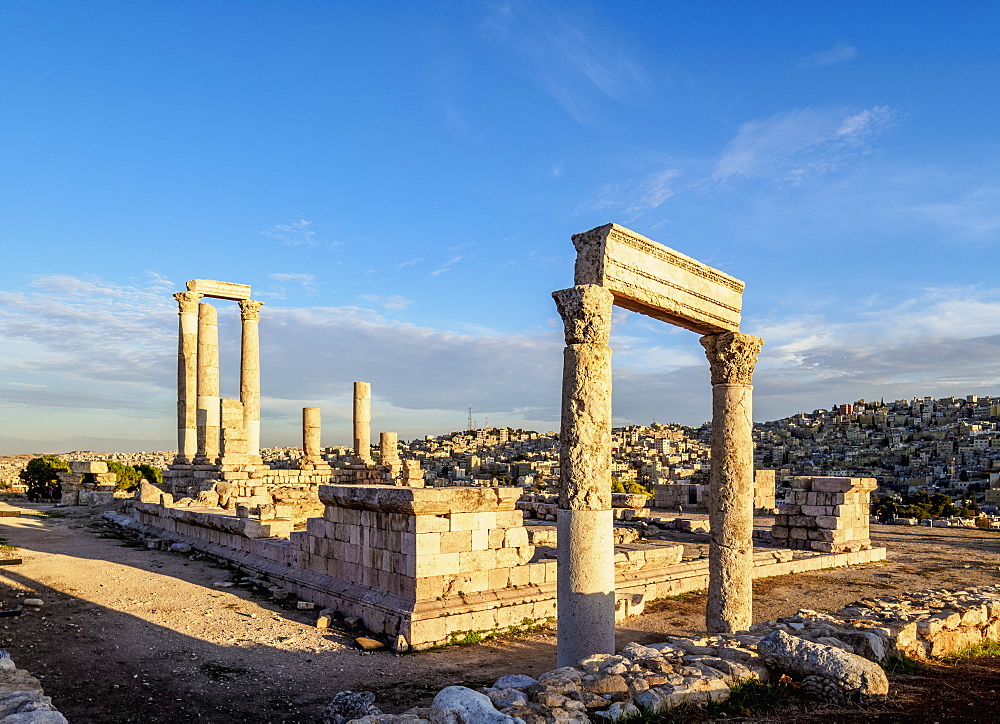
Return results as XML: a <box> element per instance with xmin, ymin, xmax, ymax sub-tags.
<box><xmin>173</xmin><ymin>291</ymin><xmax>203</xmax><ymax>313</ymax></box>
<box><xmin>701</xmin><ymin>331</ymin><xmax>763</xmax><ymax>386</ymax></box>
<box><xmin>552</xmin><ymin>285</ymin><xmax>614</xmax><ymax>345</ymax></box>
<box><xmin>239</xmin><ymin>299</ymin><xmax>264</xmax><ymax>322</ymax></box>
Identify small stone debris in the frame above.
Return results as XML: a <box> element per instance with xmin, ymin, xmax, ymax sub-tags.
<box><xmin>392</xmin><ymin>635</ymin><xmax>409</xmax><ymax>653</ymax></box>
<box><xmin>315</xmin><ymin>615</ymin><xmax>332</xmax><ymax>630</ymax></box>
<box><xmin>354</xmin><ymin>637</ymin><xmax>384</xmax><ymax>651</ymax></box>
<box><xmin>22</xmin><ymin>599</ymin><xmax>43</xmax><ymax>607</ymax></box>
<box><xmin>168</xmin><ymin>543</ymin><xmax>192</xmax><ymax>553</ymax></box>
<box><xmin>297</xmin><ymin>601</ymin><xmax>315</xmax><ymax>610</ymax></box>
<box><xmin>212</xmin><ymin>581</ymin><xmax>234</xmax><ymax>588</ymax></box>
<box><xmin>343</xmin><ymin>616</ymin><xmax>362</xmax><ymax>631</ymax></box>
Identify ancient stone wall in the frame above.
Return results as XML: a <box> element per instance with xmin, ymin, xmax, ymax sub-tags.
<box><xmin>770</xmin><ymin>476</ymin><xmax>875</xmax><ymax>553</ymax></box>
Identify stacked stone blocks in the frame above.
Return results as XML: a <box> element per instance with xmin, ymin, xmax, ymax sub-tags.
<box><xmin>770</xmin><ymin>476</ymin><xmax>876</xmax><ymax>553</ymax></box>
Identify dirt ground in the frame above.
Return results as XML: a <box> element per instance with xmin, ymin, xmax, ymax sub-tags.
<box><xmin>0</xmin><ymin>504</ymin><xmax>998</xmax><ymax>723</ymax></box>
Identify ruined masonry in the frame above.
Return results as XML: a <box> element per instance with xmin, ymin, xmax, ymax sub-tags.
<box><xmin>117</xmin><ymin>240</ymin><xmax>885</xmax><ymax>652</ymax></box>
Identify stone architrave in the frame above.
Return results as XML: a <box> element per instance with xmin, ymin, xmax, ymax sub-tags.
<box><xmin>701</xmin><ymin>331</ymin><xmax>763</xmax><ymax>634</ymax></box>
<box><xmin>186</xmin><ymin>279</ymin><xmax>251</xmax><ymax>301</ymax></box>
<box><xmin>173</xmin><ymin>290</ymin><xmax>202</xmax><ymax>464</ymax></box>
<box><xmin>194</xmin><ymin>302</ymin><xmax>221</xmax><ymax>465</ymax></box>
<box><xmin>353</xmin><ymin>382</ymin><xmax>374</xmax><ymax>465</ymax></box>
<box><xmin>239</xmin><ymin>299</ymin><xmax>264</xmax><ymax>459</ymax></box>
<box><xmin>553</xmin><ymin>284</ymin><xmax>616</xmax><ymax>668</ymax></box>
<box><xmin>380</xmin><ymin>432</ymin><xmax>401</xmax><ymax>466</ymax></box>
<box><xmin>571</xmin><ymin>223</ymin><xmax>743</xmax><ymax>334</ymax></box>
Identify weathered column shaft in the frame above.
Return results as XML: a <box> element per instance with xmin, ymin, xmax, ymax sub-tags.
<box><xmin>701</xmin><ymin>331</ymin><xmax>763</xmax><ymax>634</ymax></box>
<box><xmin>239</xmin><ymin>299</ymin><xmax>264</xmax><ymax>458</ymax></box>
<box><xmin>173</xmin><ymin>291</ymin><xmax>202</xmax><ymax>464</ymax></box>
<box><xmin>195</xmin><ymin>302</ymin><xmax>221</xmax><ymax>465</ymax></box>
<box><xmin>302</xmin><ymin>407</ymin><xmax>322</xmax><ymax>460</ymax></box>
<box><xmin>380</xmin><ymin>431</ymin><xmax>401</xmax><ymax>465</ymax></box>
<box><xmin>553</xmin><ymin>285</ymin><xmax>616</xmax><ymax>668</ymax></box>
<box><xmin>353</xmin><ymin>381</ymin><xmax>373</xmax><ymax>464</ymax></box>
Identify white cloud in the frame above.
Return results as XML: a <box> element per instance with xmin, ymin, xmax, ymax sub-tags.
<box><xmin>260</xmin><ymin>219</ymin><xmax>319</xmax><ymax>247</ymax></box>
<box><xmin>713</xmin><ymin>106</ymin><xmax>894</xmax><ymax>185</ymax></box>
<box><xmin>429</xmin><ymin>255</ymin><xmax>464</xmax><ymax>277</ymax></box>
<box><xmin>798</xmin><ymin>44</ymin><xmax>858</xmax><ymax>68</ymax></box>
<box><xmin>361</xmin><ymin>294</ymin><xmax>414</xmax><ymax>310</ymax></box>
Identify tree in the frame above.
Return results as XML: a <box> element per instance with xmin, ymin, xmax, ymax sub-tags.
<box><xmin>104</xmin><ymin>461</ymin><xmax>142</xmax><ymax>493</ymax></box>
<box><xmin>18</xmin><ymin>455</ymin><xmax>70</xmax><ymax>489</ymax></box>
<box><xmin>135</xmin><ymin>464</ymin><xmax>162</xmax><ymax>486</ymax></box>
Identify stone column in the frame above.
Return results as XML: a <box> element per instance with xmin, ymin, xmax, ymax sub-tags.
<box><xmin>553</xmin><ymin>284</ymin><xmax>616</xmax><ymax>668</ymax></box>
<box><xmin>353</xmin><ymin>381</ymin><xmax>374</xmax><ymax>465</ymax></box>
<box><xmin>239</xmin><ymin>299</ymin><xmax>264</xmax><ymax>460</ymax></box>
<box><xmin>380</xmin><ymin>432</ymin><xmax>401</xmax><ymax>466</ymax></box>
<box><xmin>303</xmin><ymin>407</ymin><xmax>322</xmax><ymax>460</ymax></box>
<box><xmin>194</xmin><ymin>302</ymin><xmax>221</xmax><ymax>465</ymax></box>
<box><xmin>700</xmin><ymin>331</ymin><xmax>763</xmax><ymax>634</ymax></box>
<box><xmin>173</xmin><ymin>291</ymin><xmax>202</xmax><ymax>464</ymax></box>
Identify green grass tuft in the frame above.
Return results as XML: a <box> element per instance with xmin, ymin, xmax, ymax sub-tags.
<box><xmin>943</xmin><ymin>638</ymin><xmax>1000</xmax><ymax>662</ymax></box>
<box><xmin>882</xmin><ymin>654</ymin><xmax>925</xmax><ymax>674</ymax></box>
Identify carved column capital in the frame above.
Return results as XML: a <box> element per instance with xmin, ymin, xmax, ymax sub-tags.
<box><xmin>173</xmin><ymin>291</ymin><xmax>203</xmax><ymax>314</ymax></box>
<box><xmin>238</xmin><ymin>299</ymin><xmax>264</xmax><ymax>322</ymax></box>
<box><xmin>552</xmin><ymin>285</ymin><xmax>614</xmax><ymax>345</ymax></box>
<box><xmin>701</xmin><ymin>332</ymin><xmax>763</xmax><ymax>386</ymax></box>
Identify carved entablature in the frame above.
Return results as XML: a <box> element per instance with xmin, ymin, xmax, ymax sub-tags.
<box><xmin>701</xmin><ymin>332</ymin><xmax>764</xmax><ymax>386</ymax></box>
<box><xmin>571</xmin><ymin>223</ymin><xmax>743</xmax><ymax>334</ymax></box>
<box><xmin>187</xmin><ymin>279</ymin><xmax>251</xmax><ymax>301</ymax></box>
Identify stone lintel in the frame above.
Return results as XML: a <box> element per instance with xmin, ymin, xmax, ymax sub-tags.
<box><xmin>572</xmin><ymin>223</ymin><xmax>743</xmax><ymax>334</ymax></box>
<box><xmin>186</xmin><ymin>279</ymin><xmax>251</xmax><ymax>301</ymax></box>
<box><xmin>318</xmin><ymin>484</ymin><xmax>520</xmax><ymax>514</ymax></box>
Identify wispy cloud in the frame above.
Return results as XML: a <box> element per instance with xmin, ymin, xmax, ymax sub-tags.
<box><xmin>361</xmin><ymin>294</ymin><xmax>414</xmax><ymax>311</ymax></box>
<box><xmin>910</xmin><ymin>184</ymin><xmax>1000</xmax><ymax>237</ymax></box>
<box><xmin>797</xmin><ymin>43</ymin><xmax>858</xmax><ymax>69</ymax></box>
<box><xmin>260</xmin><ymin>219</ymin><xmax>319</xmax><ymax>247</ymax></box>
<box><xmin>587</xmin><ymin>169</ymin><xmax>682</xmax><ymax>216</ymax></box>
<box><xmin>482</xmin><ymin>4</ymin><xmax>648</xmax><ymax>123</ymax></box>
<box><xmin>269</xmin><ymin>272</ymin><xmax>317</xmax><ymax>291</ymax></box>
<box><xmin>429</xmin><ymin>255</ymin><xmax>464</xmax><ymax>277</ymax></box>
<box><xmin>397</xmin><ymin>258</ymin><xmax>423</xmax><ymax>268</ymax></box>
<box><xmin>712</xmin><ymin>105</ymin><xmax>895</xmax><ymax>184</ymax></box>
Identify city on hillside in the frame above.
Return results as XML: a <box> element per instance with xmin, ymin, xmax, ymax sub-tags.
<box><xmin>4</xmin><ymin>394</ymin><xmax>999</xmax><ymax>515</ymax></box>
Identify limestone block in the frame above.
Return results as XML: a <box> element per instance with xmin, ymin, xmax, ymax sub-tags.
<box><xmin>70</xmin><ymin>461</ymin><xmax>109</xmax><ymax>474</ymax></box>
<box><xmin>415</xmin><ymin>553</ymin><xmax>460</xmax><ymax>578</ymax></box>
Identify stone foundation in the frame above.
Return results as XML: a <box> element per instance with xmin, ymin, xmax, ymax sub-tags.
<box><xmin>113</xmin><ymin>481</ymin><xmax>886</xmax><ymax>651</ymax></box>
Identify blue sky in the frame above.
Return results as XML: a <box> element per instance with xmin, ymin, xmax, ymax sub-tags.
<box><xmin>1</xmin><ymin>1</ymin><xmax>998</xmax><ymax>454</ymax></box>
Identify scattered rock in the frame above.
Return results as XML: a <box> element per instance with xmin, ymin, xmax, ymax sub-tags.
<box><xmin>296</xmin><ymin>601</ymin><xmax>315</xmax><ymax>610</ymax></box>
<box><xmin>428</xmin><ymin>686</ymin><xmax>520</xmax><ymax>723</ymax></box>
<box><xmin>492</xmin><ymin>674</ymin><xmax>537</xmax><ymax>690</ymax></box>
<box><xmin>22</xmin><ymin>600</ymin><xmax>43</xmax><ymax>608</ymax></box>
<box><xmin>758</xmin><ymin>630</ymin><xmax>888</xmax><ymax>701</ymax></box>
<box><xmin>355</xmin><ymin>637</ymin><xmax>385</xmax><ymax>651</ymax></box>
<box><xmin>168</xmin><ymin>543</ymin><xmax>192</xmax><ymax>553</ymax></box>
<box><xmin>393</xmin><ymin>635</ymin><xmax>409</xmax><ymax>653</ymax></box>
<box><xmin>322</xmin><ymin>690</ymin><xmax>381</xmax><ymax>724</ymax></box>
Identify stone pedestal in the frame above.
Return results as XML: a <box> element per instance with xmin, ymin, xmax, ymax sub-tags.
<box><xmin>239</xmin><ymin>299</ymin><xmax>264</xmax><ymax>459</ymax></box>
<box><xmin>194</xmin><ymin>302</ymin><xmax>221</xmax><ymax>465</ymax></box>
<box><xmin>173</xmin><ymin>291</ymin><xmax>202</xmax><ymax>464</ymax></box>
<box><xmin>553</xmin><ymin>284</ymin><xmax>616</xmax><ymax>668</ymax></box>
<box><xmin>352</xmin><ymin>381</ymin><xmax>374</xmax><ymax>465</ymax></box>
<box><xmin>701</xmin><ymin>331</ymin><xmax>763</xmax><ymax>634</ymax></box>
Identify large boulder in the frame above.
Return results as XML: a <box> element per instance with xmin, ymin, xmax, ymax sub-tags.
<box><xmin>321</xmin><ymin>690</ymin><xmax>380</xmax><ymax>724</ymax></box>
<box><xmin>428</xmin><ymin>686</ymin><xmax>524</xmax><ymax>723</ymax></box>
<box><xmin>758</xmin><ymin>630</ymin><xmax>888</xmax><ymax>701</ymax></box>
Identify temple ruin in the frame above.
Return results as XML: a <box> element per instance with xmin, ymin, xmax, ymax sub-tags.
<box><xmin>113</xmin><ymin>228</ymin><xmax>885</xmax><ymax>654</ymax></box>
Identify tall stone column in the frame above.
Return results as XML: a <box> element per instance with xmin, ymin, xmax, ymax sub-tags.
<box><xmin>352</xmin><ymin>381</ymin><xmax>374</xmax><ymax>465</ymax></box>
<box><xmin>553</xmin><ymin>284</ymin><xmax>616</xmax><ymax>668</ymax></box>
<box><xmin>700</xmin><ymin>331</ymin><xmax>763</xmax><ymax>634</ymax></box>
<box><xmin>194</xmin><ymin>302</ymin><xmax>221</xmax><ymax>465</ymax></box>
<box><xmin>173</xmin><ymin>291</ymin><xmax>202</xmax><ymax>464</ymax></box>
<box><xmin>239</xmin><ymin>299</ymin><xmax>264</xmax><ymax>460</ymax></box>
